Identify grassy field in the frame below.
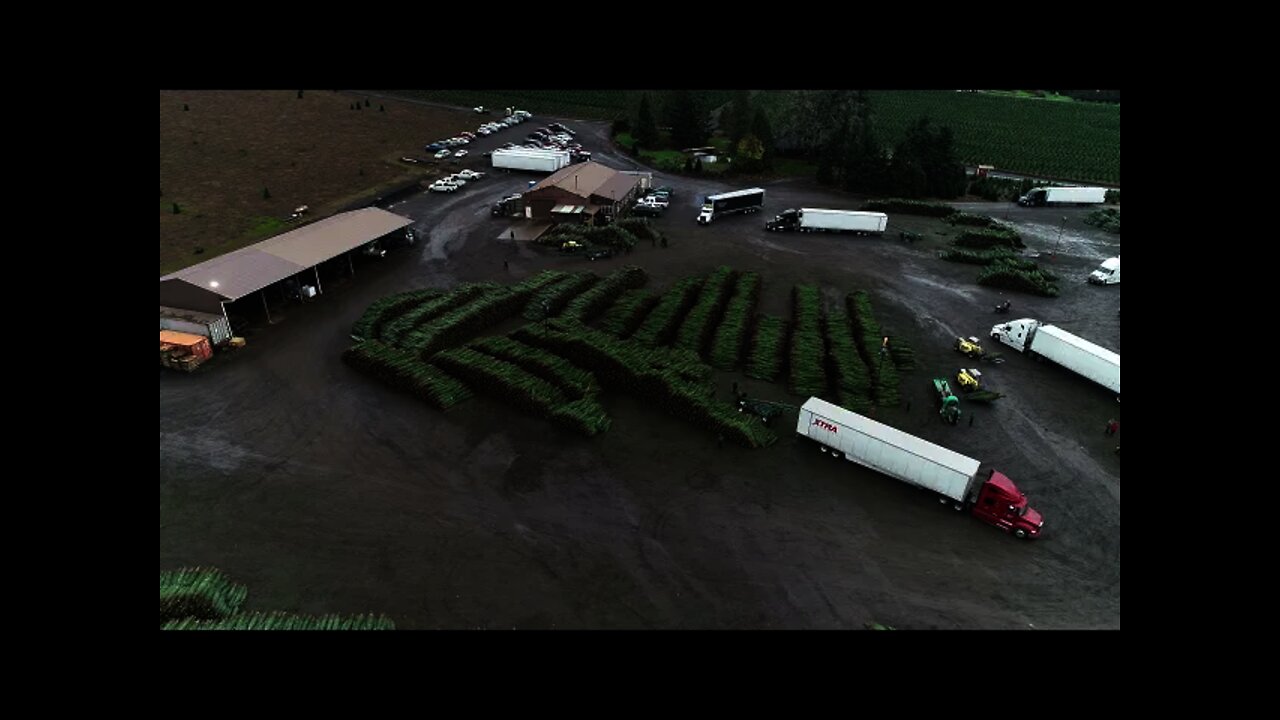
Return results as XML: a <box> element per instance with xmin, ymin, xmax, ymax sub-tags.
<box><xmin>159</xmin><ymin>90</ymin><xmax>478</xmax><ymax>275</ymax></box>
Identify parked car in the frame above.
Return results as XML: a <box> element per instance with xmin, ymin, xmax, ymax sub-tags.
<box><xmin>476</xmin><ymin>128</ymin><xmax>491</xmax><ymax>136</ymax></box>
<box><xmin>651</xmin><ymin>185</ymin><xmax>674</xmax><ymax>197</ymax></box>
<box><xmin>632</xmin><ymin>203</ymin><xmax>662</xmax><ymax>217</ymax></box>
<box><xmin>458</xmin><ymin>169</ymin><xmax>486</xmax><ymax>180</ymax></box>
<box><xmin>460</xmin><ymin>132</ymin><xmax>476</xmax><ymax>139</ymax></box>
<box><xmin>430</xmin><ymin>180</ymin><xmax>458</xmax><ymax>193</ymax></box>
<box><xmin>501</xmin><ymin>142</ymin><xmax>517</xmax><ymax>149</ymax></box>
<box><xmin>639</xmin><ymin>195</ymin><xmax>668</xmax><ymax>209</ymax></box>
<box><xmin>455</xmin><ymin>149</ymin><xmax>469</xmax><ymax>158</ymax></box>
<box><xmin>585</xmin><ymin>247</ymin><xmax>614</xmax><ymax>261</ymax></box>
<box><xmin>425</xmin><ymin>142</ymin><xmax>445</xmax><ymax>152</ymax></box>
<box><xmin>446</xmin><ymin>174</ymin><xmax>467</xmax><ymax>186</ymax></box>
<box><xmin>435</xmin><ymin>149</ymin><xmax>451</xmax><ymax>159</ymax></box>
<box><xmin>474</xmin><ymin>106</ymin><xmax>488</xmax><ymax>114</ymax></box>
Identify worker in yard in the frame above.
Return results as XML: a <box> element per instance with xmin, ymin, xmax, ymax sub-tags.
<box><xmin>1105</xmin><ymin>419</ymin><xmax>1119</xmax><ymax>436</ymax></box>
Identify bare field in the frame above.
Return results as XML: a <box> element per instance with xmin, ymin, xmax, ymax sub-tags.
<box><xmin>159</xmin><ymin>90</ymin><xmax>478</xmax><ymax>274</ymax></box>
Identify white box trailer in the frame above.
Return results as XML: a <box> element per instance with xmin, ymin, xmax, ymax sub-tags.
<box><xmin>798</xmin><ymin>397</ymin><xmax>981</xmax><ymax>502</ymax></box>
<box><xmin>990</xmin><ymin>318</ymin><xmax>1120</xmax><ymax>394</ymax></box>
<box><xmin>1018</xmin><ymin>186</ymin><xmax>1108</xmax><ymax>207</ymax></box>
<box><xmin>767</xmin><ymin>208</ymin><xmax>888</xmax><ymax>234</ymax></box>
<box><xmin>795</xmin><ymin>397</ymin><xmax>1045</xmax><ymax>538</ymax></box>
<box><xmin>491</xmin><ymin>148</ymin><xmax>570</xmax><ymax>173</ymax></box>
<box><xmin>160</xmin><ymin>305</ymin><xmax>232</xmax><ymax>345</ymax></box>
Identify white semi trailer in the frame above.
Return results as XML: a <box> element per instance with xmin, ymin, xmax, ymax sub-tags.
<box><xmin>491</xmin><ymin>148</ymin><xmax>570</xmax><ymax>173</ymax></box>
<box><xmin>796</xmin><ymin>397</ymin><xmax>1044</xmax><ymax>539</ymax></box>
<box><xmin>765</xmin><ymin>208</ymin><xmax>888</xmax><ymax>234</ymax></box>
<box><xmin>990</xmin><ymin>318</ymin><xmax>1120</xmax><ymax>395</ymax></box>
<box><xmin>1017</xmin><ymin>186</ymin><xmax>1108</xmax><ymax>207</ymax></box>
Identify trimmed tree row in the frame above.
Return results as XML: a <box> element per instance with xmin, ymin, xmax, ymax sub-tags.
<box><xmin>599</xmin><ymin>289</ymin><xmax>659</xmax><ymax>339</ymax></box>
<box><xmin>709</xmin><ymin>271</ymin><xmax>761</xmax><ymax>370</ymax></box>
<box><xmin>513</xmin><ymin>320</ymin><xmax>776</xmax><ymax>448</ymax></box>
<box><xmin>350</xmin><ymin>288</ymin><xmax>443</xmax><ymax>342</ymax></box>
<box><xmin>632</xmin><ymin>275</ymin><xmax>705</xmax><ymax>347</ymax></box>
<box><xmin>432</xmin><ymin>346</ymin><xmax>610</xmax><ymax>436</ymax></box>
<box><xmin>522</xmin><ymin>272</ymin><xmax>599</xmax><ymax>320</ymax></box>
<box><xmin>789</xmin><ymin>284</ymin><xmax>828</xmax><ymax>397</ymax></box>
<box><xmin>746</xmin><ymin>315</ymin><xmax>789</xmax><ymax>382</ymax></box>
<box><xmin>825</xmin><ymin>312</ymin><xmax>874</xmax><ymax>413</ymax></box>
<box><xmin>561</xmin><ymin>265</ymin><xmax>648</xmax><ymax>324</ymax></box>
<box><xmin>342</xmin><ymin>340</ymin><xmax>472</xmax><ymax>409</ymax></box>
<box><xmin>674</xmin><ymin>265</ymin><xmax>737</xmax><ymax>357</ymax></box>
<box><xmin>847</xmin><ymin>291</ymin><xmax>900</xmax><ymax>407</ymax></box>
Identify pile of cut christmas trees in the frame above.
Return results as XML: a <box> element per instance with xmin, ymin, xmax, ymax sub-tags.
<box><xmin>161</xmin><ymin>568</ymin><xmax>394</xmax><ymax>630</ymax></box>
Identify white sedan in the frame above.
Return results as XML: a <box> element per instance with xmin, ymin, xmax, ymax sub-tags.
<box><xmin>430</xmin><ymin>181</ymin><xmax>458</xmax><ymax>193</ymax></box>
<box><xmin>454</xmin><ymin>149</ymin><xmax>469</xmax><ymax>158</ymax></box>
<box><xmin>458</xmin><ymin>169</ymin><xmax>485</xmax><ymax>180</ymax></box>
<box><xmin>434</xmin><ymin>149</ymin><xmax>451</xmax><ymax>159</ymax></box>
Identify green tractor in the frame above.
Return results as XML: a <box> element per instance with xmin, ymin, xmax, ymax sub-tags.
<box><xmin>933</xmin><ymin>377</ymin><xmax>961</xmax><ymax>425</ymax></box>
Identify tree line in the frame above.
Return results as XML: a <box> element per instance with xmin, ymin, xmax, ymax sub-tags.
<box><xmin>616</xmin><ymin>90</ymin><xmax>966</xmax><ymax>198</ymax></box>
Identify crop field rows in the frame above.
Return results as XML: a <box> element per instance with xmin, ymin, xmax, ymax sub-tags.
<box><xmin>344</xmin><ymin>269</ymin><xmax>908</xmax><ymax>447</ymax></box>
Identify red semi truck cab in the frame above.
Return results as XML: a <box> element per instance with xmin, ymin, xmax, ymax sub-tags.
<box><xmin>971</xmin><ymin>470</ymin><xmax>1043</xmax><ymax>539</ymax></box>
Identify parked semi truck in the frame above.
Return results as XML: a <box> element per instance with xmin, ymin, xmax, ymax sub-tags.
<box><xmin>766</xmin><ymin>208</ymin><xmax>888</xmax><ymax>234</ymax></box>
<box><xmin>990</xmin><ymin>318</ymin><xmax>1120</xmax><ymax>395</ymax></box>
<box><xmin>491</xmin><ymin>148</ymin><xmax>571</xmax><ymax>173</ymax></box>
<box><xmin>697</xmin><ymin>188</ymin><xmax>765</xmax><ymax>225</ymax></box>
<box><xmin>1017</xmin><ymin>186</ymin><xmax>1107</xmax><ymax>207</ymax></box>
<box><xmin>1088</xmin><ymin>256</ymin><xmax>1120</xmax><ymax>285</ymax></box>
<box><xmin>797</xmin><ymin>397</ymin><xmax>1044</xmax><ymax>539</ymax></box>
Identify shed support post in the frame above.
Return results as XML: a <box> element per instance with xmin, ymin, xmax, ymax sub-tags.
<box><xmin>348</xmin><ymin>253</ymin><xmax>355</xmax><ymax>277</ymax></box>
<box><xmin>314</xmin><ymin>266</ymin><xmax>323</xmax><ymax>295</ymax></box>
<box><xmin>262</xmin><ymin>290</ymin><xmax>273</xmax><ymax>324</ymax></box>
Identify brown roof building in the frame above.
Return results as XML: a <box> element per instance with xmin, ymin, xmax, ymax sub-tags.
<box><xmin>159</xmin><ymin>207</ymin><xmax>413</xmax><ymax>334</ymax></box>
<box><xmin>522</xmin><ymin>161</ymin><xmax>642</xmax><ymax>223</ymax></box>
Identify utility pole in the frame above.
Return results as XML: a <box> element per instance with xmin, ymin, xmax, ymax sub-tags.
<box><xmin>1052</xmin><ymin>215</ymin><xmax>1067</xmax><ymax>260</ymax></box>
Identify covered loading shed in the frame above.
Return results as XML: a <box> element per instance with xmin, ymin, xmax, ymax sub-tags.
<box><xmin>158</xmin><ymin>208</ymin><xmax>413</xmax><ymax>338</ymax></box>
<box><xmin>522</xmin><ymin>161</ymin><xmax>641</xmax><ymax>224</ymax></box>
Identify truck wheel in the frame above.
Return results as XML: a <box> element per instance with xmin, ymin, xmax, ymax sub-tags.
<box><xmin>830</xmin><ymin>450</ymin><xmax>843</xmax><ymax>460</ymax></box>
<box><xmin>938</xmin><ymin>496</ymin><xmax>949</xmax><ymax>505</ymax></box>
<box><xmin>953</xmin><ymin>502</ymin><xmax>964</xmax><ymax>512</ymax></box>
<box><xmin>1013</xmin><ymin>528</ymin><xmax>1028</xmax><ymax>539</ymax></box>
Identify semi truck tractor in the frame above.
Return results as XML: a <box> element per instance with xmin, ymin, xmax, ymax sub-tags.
<box><xmin>491</xmin><ymin>148</ymin><xmax>571</xmax><ymax>173</ymax></box>
<box><xmin>696</xmin><ymin>188</ymin><xmax>765</xmax><ymax>225</ymax></box>
<box><xmin>765</xmin><ymin>208</ymin><xmax>888</xmax><ymax>234</ymax></box>
<box><xmin>1088</xmin><ymin>256</ymin><xmax>1120</xmax><ymax>285</ymax></box>
<box><xmin>990</xmin><ymin>318</ymin><xmax>1120</xmax><ymax>395</ymax></box>
<box><xmin>797</xmin><ymin>397</ymin><xmax>1044</xmax><ymax>539</ymax></box>
<box><xmin>1017</xmin><ymin>186</ymin><xmax>1108</xmax><ymax>207</ymax></box>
